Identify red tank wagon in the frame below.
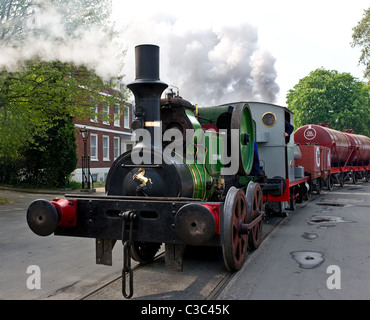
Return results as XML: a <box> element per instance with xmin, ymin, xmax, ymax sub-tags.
<box><xmin>295</xmin><ymin>144</ymin><xmax>331</xmax><ymax>193</ymax></box>
<box><xmin>343</xmin><ymin>130</ymin><xmax>370</xmax><ymax>165</ymax></box>
<box><xmin>295</xmin><ymin>124</ymin><xmax>370</xmax><ymax>185</ymax></box>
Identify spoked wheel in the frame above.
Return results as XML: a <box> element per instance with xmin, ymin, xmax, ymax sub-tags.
<box><xmin>246</xmin><ymin>182</ymin><xmax>263</xmax><ymax>250</ymax></box>
<box><xmin>222</xmin><ymin>187</ymin><xmax>248</xmax><ymax>271</ymax></box>
<box><xmin>130</xmin><ymin>241</ymin><xmax>161</xmax><ymax>264</ymax></box>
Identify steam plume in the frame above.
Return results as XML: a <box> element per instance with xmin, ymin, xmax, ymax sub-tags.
<box><xmin>121</xmin><ymin>13</ymin><xmax>280</xmax><ymax>105</ymax></box>
<box><xmin>0</xmin><ymin>1</ymin><xmax>280</xmax><ymax>103</ymax></box>
<box><xmin>0</xmin><ymin>1</ymin><xmax>124</xmax><ymax>80</ymax></box>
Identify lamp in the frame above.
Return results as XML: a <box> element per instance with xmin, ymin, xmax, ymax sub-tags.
<box><xmin>80</xmin><ymin>127</ymin><xmax>91</xmax><ymax>189</ymax></box>
<box><xmin>80</xmin><ymin>127</ymin><xmax>89</xmax><ymax>140</ymax></box>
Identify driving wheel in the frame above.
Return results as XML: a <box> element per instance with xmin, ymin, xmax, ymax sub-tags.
<box><xmin>246</xmin><ymin>182</ymin><xmax>263</xmax><ymax>250</ymax></box>
<box><xmin>222</xmin><ymin>187</ymin><xmax>248</xmax><ymax>271</ymax></box>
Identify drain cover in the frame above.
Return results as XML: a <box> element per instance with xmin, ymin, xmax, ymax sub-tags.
<box><xmin>290</xmin><ymin>251</ymin><xmax>325</xmax><ymax>269</ymax></box>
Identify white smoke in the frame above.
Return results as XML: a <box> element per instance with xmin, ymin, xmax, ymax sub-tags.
<box><xmin>0</xmin><ymin>1</ymin><xmax>280</xmax><ymax>103</ymax></box>
<box><xmin>251</xmin><ymin>50</ymin><xmax>280</xmax><ymax>102</ymax></box>
<box><xmin>120</xmin><ymin>12</ymin><xmax>280</xmax><ymax>105</ymax></box>
<box><xmin>0</xmin><ymin>1</ymin><xmax>124</xmax><ymax>80</ymax></box>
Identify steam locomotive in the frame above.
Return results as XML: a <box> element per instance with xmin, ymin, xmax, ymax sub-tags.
<box><xmin>26</xmin><ymin>44</ymin><xmax>370</xmax><ymax>298</ymax></box>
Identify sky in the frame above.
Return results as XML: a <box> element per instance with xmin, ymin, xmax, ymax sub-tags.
<box><xmin>111</xmin><ymin>0</ymin><xmax>369</xmax><ymax>106</ymax></box>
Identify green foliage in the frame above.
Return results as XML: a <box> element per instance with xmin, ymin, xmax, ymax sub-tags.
<box><xmin>0</xmin><ymin>0</ymin><xmax>34</xmax><ymax>45</ymax></box>
<box><xmin>0</xmin><ymin>0</ymin><xmax>116</xmax><ymax>45</ymax></box>
<box><xmin>48</xmin><ymin>0</ymin><xmax>114</xmax><ymax>34</ymax></box>
<box><xmin>22</xmin><ymin>118</ymin><xmax>78</xmax><ymax>188</ymax></box>
<box><xmin>0</xmin><ymin>59</ymin><xmax>128</xmax><ymax>187</ymax></box>
<box><xmin>0</xmin><ymin>60</ymin><xmax>127</xmax><ymax>156</ymax></box>
<box><xmin>286</xmin><ymin>68</ymin><xmax>370</xmax><ymax>136</ymax></box>
<box><xmin>0</xmin><ymin>197</ymin><xmax>13</xmax><ymax>205</ymax></box>
<box><xmin>0</xmin><ymin>0</ymin><xmax>130</xmax><ymax>187</ymax></box>
<box><xmin>352</xmin><ymin>7</ymin><xmax>370</xmax><ymax>79</ymax></box>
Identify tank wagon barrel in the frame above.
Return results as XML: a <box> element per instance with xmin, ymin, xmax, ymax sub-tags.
<box><xmin>295</xmin><ymin>124</ymin><xmax>370</xmax><ymax>186</ymax></box>
<box><xmin>343</xmin><ymin>131</ymin><xmax>370</xmax><ymax>165</ymax></box>
<box><xmin>295</xmin><ymin>124</ymin><xmax>353</xmax><ymax>165</ymax></box>
<box><xmin>295</xmin><ymin>124</ymin><xmax>370</xmax><ymax>166</ymax></box>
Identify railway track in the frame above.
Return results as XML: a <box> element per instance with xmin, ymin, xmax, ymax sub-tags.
<box><xmin>206</xmin><ymin>214</ymin><xmax>284</xmax><ymax>300</ymax></box>
<box><xmin>77</xmin><ymin>214</ymin><xmax>284</xmax><ymax>300</ymax></box>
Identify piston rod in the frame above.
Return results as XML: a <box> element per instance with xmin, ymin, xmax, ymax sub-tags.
<box><xmin>238</xmin><ymin>210</ymin><xmax>264</xmax><ymax>235</ymax></box>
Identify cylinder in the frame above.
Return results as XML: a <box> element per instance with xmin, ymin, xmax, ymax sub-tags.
<box><xmin>134</xmin><ymin>44</ymin><xmax>161</xmax><ymax>81</ymax></box>
<box><xmin>197</xmin><ymin>102</ymin><xmax>255</xmax><ymax>176</ymax></box>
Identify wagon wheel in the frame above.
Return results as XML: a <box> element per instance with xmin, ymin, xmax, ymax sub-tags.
<box><xmin>288</xmin><ymin>187</ymin><xmax>297</xmax><ymax>211</ymax></box>
<box><xmin>246</xmin><ymin>182</ymin><xmax>263</xmax><ymax>250</ymax></box>
<box><xmin>305</xmin><ymin>184</ymin><xmax>312</xmax><ymax>201</ymax></box>
<box><xmin>130</xmin><ymin>241</ymin><xmax>161</xmax><ymax>264</ymax></box>
<box><xmin>222</xmin><ymin>187</ymin><xmax>248</xmax><ymax>271</ymax></box>
<box><xmin>339</xmin><ymin>172</ymin><xmax>345</xmax><ymax>187</ymax></box>
<box><xmin>316</xmin><ymin>178</ymin><xmax>322</xmax><ymax>195</ymax></box>
<box><xmin>327</xmin><ymin>175</ymin><xmax>334</xmax><ymax>190</ymax></box>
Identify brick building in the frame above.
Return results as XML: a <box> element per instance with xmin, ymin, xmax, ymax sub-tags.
<box><xmin>71</xmin><ymin>88</ymin><xmax>133</xmax><ymax>184</ymax></box>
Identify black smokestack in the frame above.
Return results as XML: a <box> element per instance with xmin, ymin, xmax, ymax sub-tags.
<box><xmin>134</xmin><ymin>44</ymin><xmax>161</xmax><ymax>81</ymax></box>
<box><xmin>128</xmin><ymin>45</ymin><xmax>168</xmax><ymax>146</ymax></box>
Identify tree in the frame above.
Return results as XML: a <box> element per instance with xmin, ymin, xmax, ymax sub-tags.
<box><xmin>22</xmin><ymin>118</ymin><xmax>78</xmax><ymax>188</ymax></box>
<box><xmin>1</xmin><ymin>0</ymin><xmax>116</xmax><ymax>44</ymax></box>
<box><xmin>0</xmin><ymin>59</ymin><xmax>126</xmax><ymax>157</ymax></box>
<box><xmin>352</xmin><ymin>7</ymin><xmax>370</xmax><ymax>79</ymax></box>
<box><xmin>0</xmin><ymin>0</ymin><xmax>129</xmax><ymax>186</ymax></box>
<box><xmin>286</xmin><ymin>68</ymin><xmax>370</xmax><ymax>136</ymax></box>
<box><xmin>0</xmin><ymin>0</ymin><xmax>34</xmax><ymax>45</ymax></box>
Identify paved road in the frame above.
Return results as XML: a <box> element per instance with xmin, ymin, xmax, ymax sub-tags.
<box><xmin>0</xmin><ymin>188</ymin><xmax>123</xmax><ymax>300</ymax></box>
<box><xmin>217</xmin><ymin>183</ymin><xmax>370</xmax><ymax>300</ymax></box>
<box><xmin>1</xmin><ymin>183</ymin><xmax>370</xmax><ymax>300</ymax></box>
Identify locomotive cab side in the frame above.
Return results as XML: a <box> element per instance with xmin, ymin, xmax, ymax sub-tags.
<box><xmin>246</xmin><ymin>102</ymin><xmax>311</xmax><ymax>214</ymax></box>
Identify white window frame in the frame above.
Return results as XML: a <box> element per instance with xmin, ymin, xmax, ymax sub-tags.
<box><xmin>114</xmin><ymin>105</ymin><xmax>120</xmax><ymax>127</ymax></box>
<box><xmin>90</xmin><ymin>134</ymin><xmax>98</xmax><ymax>161</ymax></box>
<box><xmin>124</xmin><ymin>106</ymin><xmax>130</xmax><ymax>129</ymax></box>
<box><xmin>103</xmin><ymin>135</ymin><xmax>110</xmax><ymax>161</ymax></box>
<box><xmin>90</xmin><ymin>97</ymin><xmax>98</xmax><ymax>123</ymax></box>
<box><xmin>114</xmin><ymin>137</ymin><xmax>120</xmax><ymax>160</ymax></box>
<box><xmin>103</xmin><ymin>101</ymin><xmax>109</xmax><ymax>125</ymax></box>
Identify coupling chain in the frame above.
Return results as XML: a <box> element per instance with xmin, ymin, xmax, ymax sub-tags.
<box><xmin>120</xmin><ymin>211</ymin><xmax>136</xmax><ymax>299</ymax></box>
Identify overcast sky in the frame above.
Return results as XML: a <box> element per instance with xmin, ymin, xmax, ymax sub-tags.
<box><xmin>111</xmin><ymin>0</ymin><xmax>368</xmax><ymax>106</ymax></box>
